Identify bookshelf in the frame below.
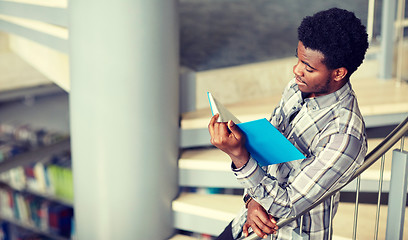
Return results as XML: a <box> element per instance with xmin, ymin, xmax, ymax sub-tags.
<box><xmin>0</xmin><ymin>29</ymin><xmax>72</xmax><ymax>237</ymax></box>
<box><xmin>0</xmin><ymin>138</ymin><xmax>70</xmax><ymax>173</ymax></box>
<box><xmin>0</xmin><ymin>122</ymin><xmax>73</xmax><ymax>239</ymax></box>
<box><xmin>0</xmin><ymin>179</ymin><xmax>73</xmax><ymax>206</ymax></box>
<box><xmin>0</xmin><ymin>214</ymin><xmax>70</xmax><ymax>240</ymax></box>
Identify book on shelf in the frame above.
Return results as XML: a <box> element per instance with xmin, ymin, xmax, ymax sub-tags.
<box><xmin>207</xmin><ymin>92</ymin><xmax>305</xmax><ymax>166</ymax></box>
<box><xmin>0</xmin><ymin>123</ymin><xmax>74</xmax><ymax>239</ymax></box>
<box><xmin>0</xmin><ymin>152</ymin><xmax>74</xmax><ymax>203</ymax></box>
<box><xmin>0</xmin><ymin>186</ymin><xmax>74</xmax><ymax>238</ymax></box>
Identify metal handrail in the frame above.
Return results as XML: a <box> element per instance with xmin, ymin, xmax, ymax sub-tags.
<box><xmin>240</xmin><ymin>116</ymin><xmax>408</xmax><ymax>240</ymax></box>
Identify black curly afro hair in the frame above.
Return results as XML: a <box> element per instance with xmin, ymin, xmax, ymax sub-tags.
<box><xmin>298</xmin><ymin>8</ymin><xmax>369</xmax><ymax>78</ymax></box>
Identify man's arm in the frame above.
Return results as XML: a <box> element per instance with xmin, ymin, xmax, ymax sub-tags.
<box><xmin>235</xmin><ymin>133</ymin><xmax>366</xmax><ymax>219</ymax></box>
<box><xmin>209</xmin><ymin>113</ymin><xmax>279</xmax><ymax>238</ymax></box>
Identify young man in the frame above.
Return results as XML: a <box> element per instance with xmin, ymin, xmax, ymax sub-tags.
<box><xmin>208</xmin><ymin>8</ymin><xmax>369</xmax><ymax>240</ymax></box>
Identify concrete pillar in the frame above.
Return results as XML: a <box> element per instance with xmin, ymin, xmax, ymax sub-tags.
<box><xmin>379</xmin><ymin>0</ymin><xmax>397</xmax><ymax>79</ymax></box>
<box><xmin>69</xmin><ymin>1</ymin><xmax>179</xmax><ymax>239</ymax></box>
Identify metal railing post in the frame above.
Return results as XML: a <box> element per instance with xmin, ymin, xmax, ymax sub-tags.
<box><xmin>292</xmin><ymin>215</ymin><xmax>307</xmax><ymax>240</ymax></box>
<box><xmin>352</xmin><ymin>176</ymin><xmax>361</xmax><ymax>240</ymax></box>
<box><xmin>328</xmin><ymin>195</ymin><xmax>334</xmax><ymax>240</ymax></box>
<box><xmin>374</xmin><ymin>155</ymin><xmax>386</xmax><ymax>240</ymax></box>
<box><xmin>385</xmin><ymin>148</ymin><xmax>408</xmax><ymax>240</ymax></box>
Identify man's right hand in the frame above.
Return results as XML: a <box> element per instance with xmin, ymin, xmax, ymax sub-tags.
<box><xmin>208</xmin><ymin>113</ymin><xmax>250</xmax><ymax>168</ymax></box>
<box><xmin>243</xmin><ymin>199</ymin><xmax>278</xmax><ymax>238</ymax></box>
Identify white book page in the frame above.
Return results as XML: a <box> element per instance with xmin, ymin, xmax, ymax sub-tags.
<box><xmin>208</xmin><ymin>92</ymin><xmax>241</xmax><ymax>123</ymax></box>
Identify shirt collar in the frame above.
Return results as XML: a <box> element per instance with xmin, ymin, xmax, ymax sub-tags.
<box><xmin>303</xmin><ymin>82</ymin><xmax>352</xmax><ymax>110</ymax></box>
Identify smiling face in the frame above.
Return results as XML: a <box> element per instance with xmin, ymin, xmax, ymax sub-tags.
<box><xmin>293</xmin><ymin>41</ymin><xmax>346</xmax><ymax>98</ymax></box>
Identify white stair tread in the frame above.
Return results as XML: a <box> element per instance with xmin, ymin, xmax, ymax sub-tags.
<box><xmin>332</xmin><ymin>237</ymin><xmax>352</xmax><ymax>240</ymax></box>
<box><xmin>173</xmin><ymin>195</ymin><xmax>408</xmax><ymax>239</ymax></box>
<box><xmin>173</xmin><ymin>193</ymin><xmax>242</xmax><ymax>222</ymax></box>
<box><xmin>0</xmin><ymin>50</ymin><xmax>53</xmax><ymax>92</ymax></box>
<box><xmin>168</xmin><ymin>234</ymin><xmax>199</xmax><ymax>240</ymax></box>
<box><xmin>181</xmin><ymin>96</ymin><xmax>277</xmax><ymax>130</ymax></box>
<box><xmin>0</xmin><ymin>15</ymin><xmax>68</xmax><ymax>39</ymax></box>
<box><xmin>179</xmin><ymin>138</ymin><xmax>404</xmax><ymax>181</ymax></box>
<box><xmin>0</xmin><ymin>0</ymin><xmax>68</xmax><ymax>8</ymax></box>
<box><xmin>181</xmin><ymin>77</ymin><xmax>408</xmax><ymax>130</ymax></box>
<box><xmin>179</xmin><ymin>148</ymin><xmax>231</xmax><ymax>171</ymax></box>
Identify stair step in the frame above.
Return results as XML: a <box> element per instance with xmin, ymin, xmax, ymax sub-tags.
<box><xmin>332</xmin><ymin>237</ymin><xmax>352</xmax><ymax>240</ymax></box>
<box><xmin>173</xmin><ymin>193</ymin><xmax>242</xmax><ymax>223</ymax></box>
<box><xmin>192</xmin><ymin>47</ymin><xmax>380</xmax><ymax>111</ymax></box>
<box><xmin>168</xmin><ymin>234</ymin><xmax>199</xmax><ymax>240</ymax></box>
<box><xmin>179</xmin><ymin>148</ymin><xmax>231</xmax><ymax>172</ymax></box>
<box><xmin>181</xmin><ymin>96</ymin><xmax>275</xmax><ymax>130</ymax></box>
<box><xmin>172</xmin><ymin>193</ymin><xmax>242</xmax><ymax>236</ymax></box>
<box><xmin>179</xmin><ymin>148</ymin><xmax>240</xmax><ymax>188</ymax></box>
<box><xmin>0</xmin><ymin>48</ymin><xmax>62</xmax><ymax>102</ymax></box>
<box><xmin>179</xmin><ymin>140</ymin><xmax>395</xmax><ymax>173</ymax></box>
<box><xmin>181</xmin><ymin>76</ymin><xmax>408</xmax><ymax>131</ymax></box>
<box><xmin>173</xmin><ymin>193</ymin><xmax>408</xmax><ymax>239</ymax></box>
<box><xmin>179</xmin><ymin>138</ymin><xmax>408</xmax><ymax>192</ymax></box>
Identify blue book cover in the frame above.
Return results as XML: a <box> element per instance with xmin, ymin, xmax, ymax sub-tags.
<box><xmin>208</xmin><ymin>92</ymin><xmax>305</xmax><ymax>166</ymax></box>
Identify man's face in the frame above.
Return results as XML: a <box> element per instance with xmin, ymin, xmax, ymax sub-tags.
<box><xmin>293</xmin><ymin>41</ymin><xmax>336</xmax><ymax>98</ymax></box>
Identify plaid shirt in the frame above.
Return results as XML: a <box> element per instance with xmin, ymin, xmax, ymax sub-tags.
<box><xmin>231</xmin><ymin>78</ymin><xmax>367</xmax><ymax>239</ymax></box>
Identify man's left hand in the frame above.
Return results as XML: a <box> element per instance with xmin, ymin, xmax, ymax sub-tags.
<box><xmin>243</xmin><ymin>199</ymin><xmax>278</xmax><ymax>238</ymax></box>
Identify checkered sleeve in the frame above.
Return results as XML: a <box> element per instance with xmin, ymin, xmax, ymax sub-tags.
<box><xmin>234</xmin><ymin>132</ymin><xmax>366</xmax><ymax>219</ymax></box>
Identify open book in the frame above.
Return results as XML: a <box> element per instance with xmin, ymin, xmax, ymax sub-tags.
<box><xmin>208</xmin><ymin>92</ymin><xmax>305</xmax><ymax>166</ymax></box>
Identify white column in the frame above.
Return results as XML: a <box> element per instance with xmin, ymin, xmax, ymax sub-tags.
<box><xmin>379</xmin><ymin>0</ymin><xmax>397</xmax><ymax>79</ymax></box>
<box><xmin>69</xmin><ymin>1</ymin><xmax>179</xmax><ymax>239</ymax></box>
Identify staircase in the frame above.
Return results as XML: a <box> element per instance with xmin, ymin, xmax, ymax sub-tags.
<box><xmin>1</xmin><ymin>1</ymin><xmax>407</xmax><ymax>239</ymax></box>
<box><xmin>171</xmin><ymin>46</ymin><xmax>408</xmax><ymax>239</ymax></box>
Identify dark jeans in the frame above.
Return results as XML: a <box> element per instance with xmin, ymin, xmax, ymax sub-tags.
<box><xmin>216</xmin><ymin>221</ymin><xmax>234</xmax><ymax>240</ymax></box>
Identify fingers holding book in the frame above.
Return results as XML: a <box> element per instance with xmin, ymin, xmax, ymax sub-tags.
<box><xmin>208</xmin><ymin>114</ymin><xmax>249</xmax><ymax>168</ymax></box>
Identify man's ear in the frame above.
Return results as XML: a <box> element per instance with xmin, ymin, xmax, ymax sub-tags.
<box><xmin>332</xmin><ymin>67</ymin><xmax>348</xmax><ymax>82</ymax></box>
